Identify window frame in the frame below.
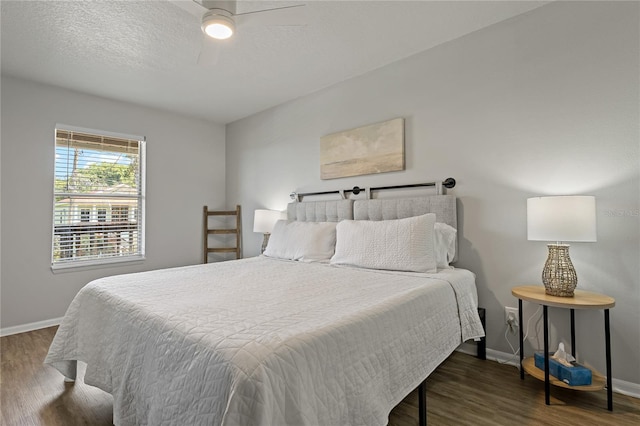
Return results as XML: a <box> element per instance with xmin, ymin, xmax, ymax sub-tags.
<box><xmin>51</xmin><ymin>124</ymin><xmax>146</xmax><ymax>271</ymax></box>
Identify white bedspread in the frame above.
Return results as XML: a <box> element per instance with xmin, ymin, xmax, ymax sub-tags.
<box><xmin>45</xmin><ymin>257</ymin><xmax>484</xmax><ymax>426</ymax></box>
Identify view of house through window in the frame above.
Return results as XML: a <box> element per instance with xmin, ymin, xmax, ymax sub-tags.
<box><xmin>52</xmin><ymin>126</ymin><xmax>145</xmax><ymax>268</ymax></box>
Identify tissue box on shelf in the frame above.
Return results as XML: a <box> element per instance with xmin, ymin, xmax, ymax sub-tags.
<box><xmin>534</xmin><ymin>352</ymin><xmax>592</xmax><ymax>386</ymax></box>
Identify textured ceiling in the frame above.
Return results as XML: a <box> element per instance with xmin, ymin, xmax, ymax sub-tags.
<box><xmin>1</xmin><ymin>0</ymin><xmax>548</xmax><ymax>124</ymax></box>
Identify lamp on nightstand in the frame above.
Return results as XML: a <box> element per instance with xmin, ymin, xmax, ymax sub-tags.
<box><xmin>253</xmin><ymin>209</ymin><xmax>285</xmax><ymax>254</ymax></box>
<box><xmin>527</xmin><ymin>196</ymin><xmax>597</xmax><ymax>297</ymax></box>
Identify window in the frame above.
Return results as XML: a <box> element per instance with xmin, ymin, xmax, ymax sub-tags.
<box><xmin>111</xmin><ymin>206</ymin><xmax>129</xmax><ymax>222</ymax></box>
<box><xmin>52</xmin><ymin>125</ymin><xmax>146</xmax><ymax>269</ymax></box>
<box><xmin>80</xmin><ymin>209</ymin><xmax>91</xmax><ymax>222</ymax></box>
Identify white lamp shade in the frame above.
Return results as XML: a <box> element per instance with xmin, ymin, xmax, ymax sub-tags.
<box><xmin>527</xmin><ymin>196</ymin><xmax>597</xmax><ymax>242</ymax></box>
<box><xmin>253</xmin><ymin>209</ymin><xmax>285</xmax><ymax>234</ymax></box>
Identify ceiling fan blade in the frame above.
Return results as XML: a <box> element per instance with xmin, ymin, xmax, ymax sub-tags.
<box><xmin>197</xmin><ymin>36</ymin><xmax>223</xmax><ymax>66</ymax></box>
<box><xmin>235</xmin><ymin>4</ymin><xmax>307</xmax><ymax>27</ymax></box>
<box><xmin>169</xmin><ymin>0</ymin><xmax>208</xmax><ymax>18</ymax></box>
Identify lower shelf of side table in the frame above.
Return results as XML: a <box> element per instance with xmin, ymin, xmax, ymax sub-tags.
<box><xmin>522</xmin><ymin>357</ymin><xmax>606</xmax><ymax>392</ymax></box>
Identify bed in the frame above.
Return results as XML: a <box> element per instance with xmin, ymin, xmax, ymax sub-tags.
<box><xmin>45</xmin><ymin>194</ymin><xmax>485</xmax><ymax>426</ymax></box>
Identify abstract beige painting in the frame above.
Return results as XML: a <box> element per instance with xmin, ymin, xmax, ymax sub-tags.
<box><xmin>320</xmin><ymin>118</ymin><xmax>405</xmax><ymax>180</ymax></box>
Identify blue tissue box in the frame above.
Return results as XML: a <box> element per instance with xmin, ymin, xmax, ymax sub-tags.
<box><xmin>534</xmin><ymin>352</ymin><xmax>592</xmax><ymax>386</ymax></box>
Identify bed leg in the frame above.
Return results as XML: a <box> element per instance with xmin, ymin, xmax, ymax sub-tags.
<box><xmin>418</xmin><ymin>379</ymin><xmax>427</xmax><ymax>426</ymax></box>
<box><xmin>63</xmin><ymin>360</ymin><xmax>77</xmax><ymax>383</ymax></box>
<box><xmin>477</xmin><ymin>307</ymin><xmax>486</xmax><ymax>360</ymax></box>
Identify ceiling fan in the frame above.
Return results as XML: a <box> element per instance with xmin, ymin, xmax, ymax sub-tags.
<box><xmin>172</xmin><ymin>0</ymin><xmax>307</xmax><ymax>40</ymax></box>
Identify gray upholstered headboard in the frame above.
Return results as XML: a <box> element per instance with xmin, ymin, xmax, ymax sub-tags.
<box><xmin>288</xmin><ymin>196</ymin><xmax>456</xmax><ymax>227</ymax></box>
<box><xmin>287</xmin><ymin>195</ymin><xmax>458</xmax><ymax>262</ymax></box>
<box><xmin>353</xmin><ymin>195</ymin><xmax>456</xmax><ymax>228</ymax></box>
<box><xmin>287</xmin><ymin>199</ymin><xmax>353</xmax><ymax>222</ymax></box>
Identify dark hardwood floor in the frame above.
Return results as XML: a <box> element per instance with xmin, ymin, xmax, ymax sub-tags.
<box><xmin>2</xmin><ymin>327</ymin><xmax>639</xmax><ymax>425</ymax></box>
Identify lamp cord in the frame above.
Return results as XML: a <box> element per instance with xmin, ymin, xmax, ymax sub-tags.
<box><xmin>499</xmin><ymin>305</ymin><xmax>542</xmax><ymax>366</ymax></box>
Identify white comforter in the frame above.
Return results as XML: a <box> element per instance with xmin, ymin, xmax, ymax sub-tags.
<box><xmin>45</xmin><ymin>257</ymin><xmax>484</xmax><ymax>426</ymax></box>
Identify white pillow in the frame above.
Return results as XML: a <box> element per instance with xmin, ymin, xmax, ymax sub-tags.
<box><xmin>434</xmin><ymin>222</ymin><xmax>457</xmax><ymax>269</ymax></box>
<box><xmin>264</xmin><ymin>220</ymin><xmax>337</xmax><ymax>262</ymax></box>
<box><xmin>330</xmin><ymin>214</ymin><xmax>437</xmax><ymax>273</ymax></box>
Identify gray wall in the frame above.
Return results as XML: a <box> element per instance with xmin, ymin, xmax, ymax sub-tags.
<box><xmin>226</xmin><ymin>2</ymin><xmax>639</xmax><ymax>384</ymax></box>
<box><xmin>1</xmin><ymin>76</ymin><xmax>226</xmax><ymax>329</ymax></box>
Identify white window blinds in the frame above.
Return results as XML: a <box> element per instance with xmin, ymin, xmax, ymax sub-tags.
<box><xmin>52</xmin><ymin>126</ymin><xmax>146</xmax><ymax>269</ymax></box>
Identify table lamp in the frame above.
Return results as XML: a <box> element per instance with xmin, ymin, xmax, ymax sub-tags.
<box><xmin>527</xmin><ymin>196</ymin><xmax>597</xmax><ymax>297</ymax></box>
<box><xmin>253</xmin><ymin>209</ymin><xmax>285</xmax><ymax>254</ymax></box>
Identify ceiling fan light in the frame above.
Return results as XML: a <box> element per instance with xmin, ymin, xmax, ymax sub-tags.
<box><xmin>201</xmin><ymin>12</ymin><xmax>235</xmax><ymax>40</ymax></box>
<box><xmin>204</xmin><ymin>22</ymin><xmax>233</xmax><ymax>39</ymax></box>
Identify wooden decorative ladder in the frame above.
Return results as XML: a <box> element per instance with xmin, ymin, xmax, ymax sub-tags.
<box><xmin>203</xmin><ymin>205</ymin><xmax>242</xmax><ymax>263</ymax></box>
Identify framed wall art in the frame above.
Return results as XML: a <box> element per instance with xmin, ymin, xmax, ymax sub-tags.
<box><xmin>320</xmin><ymin>118</ymin><xmax>404</xmax><ymax>180</ymax></box>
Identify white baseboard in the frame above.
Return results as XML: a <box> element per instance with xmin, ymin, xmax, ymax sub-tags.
<box><xmin>0</xmin><ymin>317</ymin><xmax>63</xmax><ymax>337</ymax></box>
<box><xmin>612</xmin><ymin>378</ymin><xmax>640</xmax><ymax>399</ymax></box>
<box><xmin>456</xmin><ymin>343</ymin><xmax>640</xmax><ymax>399</ymax></box>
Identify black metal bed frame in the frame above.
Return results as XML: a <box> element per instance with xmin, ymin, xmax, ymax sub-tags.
<box><xmin>290</xmin><ymin>177</ymin><xmax>457</xmax><ymax>201</ymax></box>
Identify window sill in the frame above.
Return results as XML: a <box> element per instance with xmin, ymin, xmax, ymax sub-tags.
<box><xmin>51</xmin><ymin>255</ymin><xmax>145</xmax><ymax>273</ymax></box>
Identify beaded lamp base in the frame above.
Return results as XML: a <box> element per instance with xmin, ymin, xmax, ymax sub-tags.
<box><xmin>542</xmin><ymin>244</ymin><xmax>577</xmax><ymax>297</ymax></box>
<box><xmin>261</xmin><ymin>233</ymin><xmax>270</xmax><ymax>254</ymax></box>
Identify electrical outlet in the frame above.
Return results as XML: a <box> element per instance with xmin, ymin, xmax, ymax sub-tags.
<box><xmin>505</xmin><ymin>307</ymin><xmax>519</xmax><ymax>334</ymax></box>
